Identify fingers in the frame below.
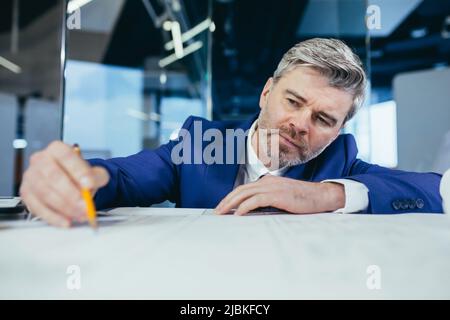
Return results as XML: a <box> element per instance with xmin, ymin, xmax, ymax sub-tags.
<box><xmin>21</xmin><ymin>159</ymin><xmax>85</xmax><ymax>223</ymax></box>
<box><xmin>215</xmin><ymin>182</ymin><xmax>255</xmax><ymax>213</ymax></box>
<box><xmin>215</xmin><ymin>176</ymin><xmax>293</xmax><ymax>216</ymax></box>
<box><xmin>37</xmin><ymin>157</ymin><xmax>87</xmax><ymax>219</ymax></box>
<box><xmin>215</xmin><ymin>183</ymin><xmax>266</xmax><ymax>214</ymax></box>
<box><xmin>216</xmin><ymin>175</ymin><xmax>277</xmax><ymax>214</ymax></box>
<box><xmin>20</xmin><ymin>140</ymin><xmax>111</xmax><ymax>228</ymax></box>
<box><xmin>46</xmin><ymin>141</ymin><xmax>95</xmax><ymax>189</ymax></box>
<box><xmin>217</xmin><ymin>176</ymin><xmax>329</xmax><ymax>216</ymax></box>
<box><xmin>22</xmin><ymin>191</ymin><xmax>71</xmax><ymax>228</ymax></box>
<box><xmin>91</xmin><ymin>166</ymin><xmax>109</xmax><ymax>190</ymax></box>
<box><xmin>88</xmin><ymin>167</ymin><xmax>109</xmax><ymax>199</ymax></box>
<box><xmin>234</xmin><ymin>194</ymin><xmax>272</xmax><ymax>216</ymax></box>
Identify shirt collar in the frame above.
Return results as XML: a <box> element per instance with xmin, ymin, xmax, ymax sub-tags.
<box><xmin>245</xmin><ymin>120</ymin><xmax>289</xmax><ymax>180</ymax></box>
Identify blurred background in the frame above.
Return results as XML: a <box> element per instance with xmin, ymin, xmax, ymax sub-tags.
<box><xmin>1</xmin><ymin>0</ymin><xmax>450</xmax><ymax>197</ymax></box>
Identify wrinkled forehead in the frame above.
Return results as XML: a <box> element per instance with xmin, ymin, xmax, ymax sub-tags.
<box><xmin>274</xmin><ymin>66</ymin><xmax>354</xmax><ymax>116</ymax></box>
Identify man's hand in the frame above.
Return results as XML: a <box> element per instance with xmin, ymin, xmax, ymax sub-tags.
<box><xmin>20</xmin><ymin>141</ymin><xmax>110</xmax><ymax>228</ymax></box>
<box><xmin>215</xmin><ymin>175</ymin><xmax>345</xmax><ymax>215</ymax></box>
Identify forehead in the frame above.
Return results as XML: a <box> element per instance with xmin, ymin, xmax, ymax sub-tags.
<box><xmin>275</xmin><ymin>66</ymin><xmax>354</xmax><ymax>116</ymax></box>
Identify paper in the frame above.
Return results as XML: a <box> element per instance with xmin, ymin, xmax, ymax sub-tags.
<box><xmin>440</xmin><ymin>169</ymin><xmax>450</xmax><ymax>214</ymax></box>
<box><xmin>1</xmin><ymin>208</ymin><xmax>450</xmax><ymax>299</ymax></box>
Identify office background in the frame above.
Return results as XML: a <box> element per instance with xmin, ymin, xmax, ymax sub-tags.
<box><xmin>1</xmin><ymin>0</ymin><xmax>450</xmax><ymax>197</ymax></box>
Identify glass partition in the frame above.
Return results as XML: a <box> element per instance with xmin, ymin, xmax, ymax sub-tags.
<box><xmin>365</xmin><ymin>0</ymin><xmax>450</xmax><ymax>172</ymax></box>
<box><xmin>0</xmin><ymin>0</ymin><xmax>66</xmax><ymax>196</ymax></box>
<box><xmin>63</xmin><ymin>0</ymin><xmax>213</xmax><ymax>158</ymax></box>
<box><xmin>211</xmin><ymin>0</ymin><xmax>371</xmax><ymax>124</ymax></box>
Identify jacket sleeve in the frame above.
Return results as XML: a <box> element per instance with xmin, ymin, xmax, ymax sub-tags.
<box><xmin>341</xmin><ymin>136</ymin><xmax>443</xmax><ymax>214</ymax></box>
<box><xmin>87</xmin><ymin>116</ymin><xmax>195</xmax><ymax>210</ymax></box>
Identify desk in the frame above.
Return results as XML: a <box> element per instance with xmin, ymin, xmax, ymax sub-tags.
<box><xmin>1</xmin><ymin>208</ymin><xmax>450</xmax><ymax>299</ymax></box>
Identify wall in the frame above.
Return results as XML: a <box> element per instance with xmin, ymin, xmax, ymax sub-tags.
<box><xmin>394</xmin><ymin>67</ymin><xmax>450</xmax><ymax>173</ymax></box>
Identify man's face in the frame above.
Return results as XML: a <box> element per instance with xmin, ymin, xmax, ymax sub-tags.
<box><xmin>257</xmin><ymin>66</ymin><xmax>354</xmax><ymax>168</ymax></box>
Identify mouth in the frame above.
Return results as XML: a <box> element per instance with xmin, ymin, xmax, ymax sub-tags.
<box><xmin>279</xmin><ymin>134</ymin><xmax>303</xmax><ymax>150</ymax></box>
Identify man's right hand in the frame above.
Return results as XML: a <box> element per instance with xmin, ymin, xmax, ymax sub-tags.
<box><xmin>19</xmin><ymin>141</ymin><xmax>110</xmax><ymax>228</ymax></box>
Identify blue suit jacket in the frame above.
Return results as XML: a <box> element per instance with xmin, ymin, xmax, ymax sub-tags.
<box><xmin>89</xmin><ymin>114</ymin><xmax>443</xmax><ymax>214</ymax></box>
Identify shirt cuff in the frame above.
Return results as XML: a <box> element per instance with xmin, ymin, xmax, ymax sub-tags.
<box><xmin>321</xmin><ymin>179</ymin><xmax>369</xmax><ymax>213</ymax></box>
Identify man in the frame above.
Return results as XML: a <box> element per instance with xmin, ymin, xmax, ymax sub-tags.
<box><xmin>20</xmin><ymin>38</ymin><xmax>443</xmax><ymax>228</ymax></box>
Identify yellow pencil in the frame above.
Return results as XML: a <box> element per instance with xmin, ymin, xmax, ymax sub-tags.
<box><xmin>73</xmin><ymin>144</ymin><xmax>98</xmax><ymax>230</ymax></box>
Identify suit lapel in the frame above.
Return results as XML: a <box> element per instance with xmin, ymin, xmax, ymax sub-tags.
<box><xmin>204</xmin><ymin>114</ymin><xmax>257</xmax><ymax>206</ymax></box>
<box><xmin>203</xmin><ymin>113</ymin><xmax>322</xmax><ymax>206</ymax></box>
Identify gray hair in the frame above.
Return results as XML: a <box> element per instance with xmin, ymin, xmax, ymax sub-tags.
<box><xmin>273</xmin><ymin>38</ymin><xmax>367</xmax><ymax>124</ymax></box>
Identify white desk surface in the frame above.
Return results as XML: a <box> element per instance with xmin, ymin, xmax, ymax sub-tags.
<box><xmin>1</xmin><ymin>208</ymin><xmax>450</xmax><ymax>299</ymax></box>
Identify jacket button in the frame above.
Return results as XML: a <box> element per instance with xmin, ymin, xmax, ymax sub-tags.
<box><xmin>416</xmin><ymin>198</ymin><xmax>424</xmax><ymax>209</ymax></box>
<box><xmin>400</xmin><ymin>200</ymin><xmax>409</xmax><ymax>210</ymax></box>
<box><xmin>392</xmin><ymin>200</ymin><xmax>401</xmax><ymax>210</ymax></box>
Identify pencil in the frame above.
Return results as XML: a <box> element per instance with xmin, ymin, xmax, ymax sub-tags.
<box><xmin>73</xmin><ymin>144</ymin><xmax>98</xmax><ymax>230</ymax></box>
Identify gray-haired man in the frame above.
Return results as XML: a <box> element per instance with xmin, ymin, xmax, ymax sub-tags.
<box><xmin>20</xmin><ymin>38</ymin><xmax>443</xmax><ymax>227</ymax></box>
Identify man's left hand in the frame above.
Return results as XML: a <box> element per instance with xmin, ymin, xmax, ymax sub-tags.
<box><xmin>215</xmin><ymin>175</ymin><xmax>345</xmax><ymax>215</ymax></box>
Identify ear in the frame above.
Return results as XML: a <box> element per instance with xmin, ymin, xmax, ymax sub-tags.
<box><xmin>259</xmin><ymin>77</ymin><xmax>273</xmax><ymax>110</ymax></box>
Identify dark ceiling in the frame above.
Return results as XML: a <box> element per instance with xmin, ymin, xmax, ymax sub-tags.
<box><xmin>211</xmin><ymin>0</ymin><xmax>309</xmax><ymax>118</ymax></box>
<box><xmin>103</xmin><ymin>0</ymin><xmax>164</xmax><ymax>67</ymax></box>
<box><xmin>4</xmin><ymin>0</ymin><xmax>448</xmax><ymax>119</ymax></box>
<box><xmin>0</xmin><ymin>0</ymin><xmax>58</xmax><ymax>33</ymax></box>
<box><xmin>210</xmin><ymin>0</ymin><xmax>450</xmax><ymax>118</ymax></box>
<box><xmin>93</xmin><ymin>0</ymin><xmax>450</xmax><ymax>119</ymax></box>
<box><xmin>370</xmin><ymin>0</ymin><xmax>450</xmax><ymax>87</ymax></box>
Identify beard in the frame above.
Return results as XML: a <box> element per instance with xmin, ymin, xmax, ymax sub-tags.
<box><xmin>257</xmin><ymin>111</ymin><xmax>334</xmax><ymax>168</ymax></box>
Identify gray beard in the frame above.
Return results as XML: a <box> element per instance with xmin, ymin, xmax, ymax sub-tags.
<box><xmin>278</xmin><ymin>138</ymin><xmax>334</xmax><ymax>167</ymax></box>
<box><xmin>256</xmin><ymin>110</ymin><xmax>336</xmax><ymax>169</ymax></box>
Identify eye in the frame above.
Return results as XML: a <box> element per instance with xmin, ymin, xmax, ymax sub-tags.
<box><xmin>287</xmin><ymin>98</ymin><xmax>298</xmax><ymax>106</ymax></box>
<box><xmin>317</xmin><ymin>116</ymin><xmax>330</xmax><ymax>126</ymax></box>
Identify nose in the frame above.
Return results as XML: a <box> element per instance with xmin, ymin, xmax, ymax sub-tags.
<box><xmin>289</xmin><ymin>108</ymin><xmax>310</xmax><ymax>137</ymax></box>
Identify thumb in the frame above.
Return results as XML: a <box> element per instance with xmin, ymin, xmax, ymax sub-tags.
<box><xmin>91</xmin><ymin>166</ymin><xmax>109</xmax><ymax>189</ymax></box>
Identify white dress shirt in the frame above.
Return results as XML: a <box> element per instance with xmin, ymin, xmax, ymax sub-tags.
<box><xmin>234</xmin><ymin>120</ymin><xmax>369</xmax><ymax>213</ymax></box>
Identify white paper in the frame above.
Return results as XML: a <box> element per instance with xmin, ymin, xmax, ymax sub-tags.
<box><xmin>1</xmin><ymin>208</ymin><xmax>450</xmax><ymax>299</ymax></box>
<box><xmin>440</xmin><ymin>169</ymin><xmax>450</xmax><ymax>214</ymax></box>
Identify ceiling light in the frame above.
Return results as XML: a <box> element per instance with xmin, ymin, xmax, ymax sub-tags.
<box><xmin>170</xmin><ymin>21</ymin><xmax>184</xmax><ymax>58</ymax></box>
<box><xmin>164</xmin><ymin>18</ymin><xmax>212</xmax><ymax>51</ymax></box>
<box><xmin>159</xmin><ymin>41</ymin><xmax>203</xmax><ymax>68</ymax></box>
<box><xmin>0</xmin><ymin>56</ymin><xmax>21</xmax><ymax>73</ymax></box>
<box><xmin>163</xmin><ymin>20</ymin><xmax>173</xmax><ymax>31</ymax></box>
<box><xmin>209</xmin><ymin>22</ymin><xmax>216</xmax><ymax>32</ymax></box>
<box><xmin>67</xmin><ymin>0</ymin><xmax>93</xmax><ymax>13</ymax></box>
